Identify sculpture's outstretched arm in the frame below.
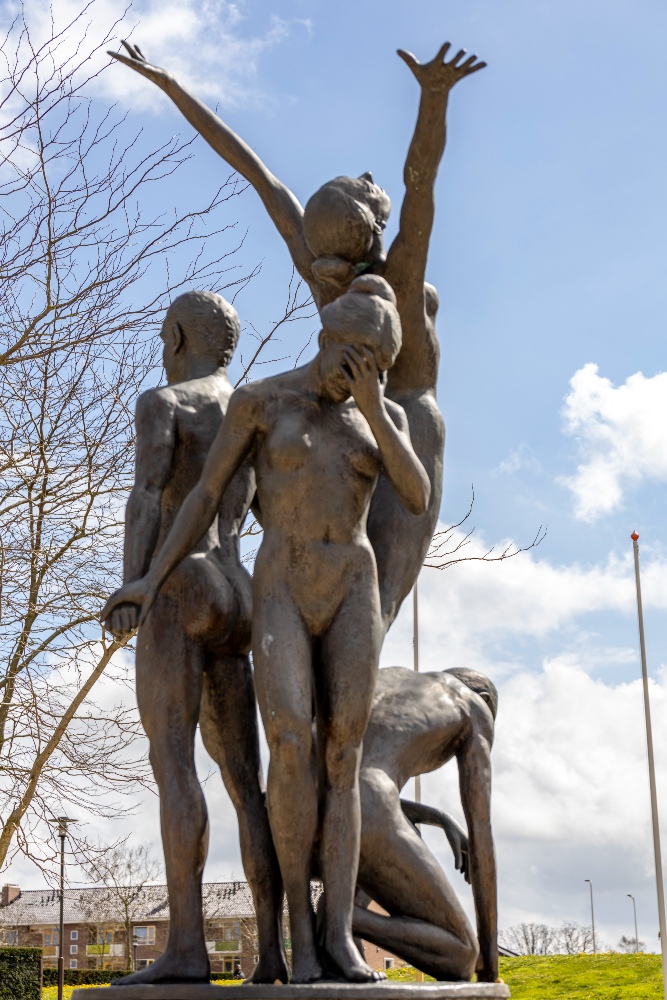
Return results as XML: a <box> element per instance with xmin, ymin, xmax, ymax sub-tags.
<box><xmin>384</xmin><ymin>44</ymin><xmax>485</xmax><ymax>389</ymax></box>
<box><xmin>387</xmin><ymin>43</ymin><xmax>485</xmax><ymax>294</ymax></box>
<box><xmin>108</xmin><ymin>44</ymin><xmax>315</xmax><ymax>287</ymax></box>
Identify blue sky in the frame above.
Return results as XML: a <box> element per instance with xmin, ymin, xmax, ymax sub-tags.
<box><xmin>6</xmin><ymin>0</ymin><xmax>667</xmax><ymax>960</ymax></box>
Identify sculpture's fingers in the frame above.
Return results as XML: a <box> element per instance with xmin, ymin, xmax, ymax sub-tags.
<box><xmin>459</xmin><ymin>55</ymin><xmax>479</xmax><ymax>71</ymax></box>
<box><xmin>121</xmin><ymin>39</ymin><xmax>141</xmax><ymax>60</ymax></box>
<box><xmin>450</xmin><ymin>48</ymin><xmax>467</xmax><ymax>66</ymax></box>
<box><xmin>100</xmin><ymin>593</ymin><xmax>121</xmax><ymax>623</ymax></box>
<box><xmin>466</xmin><ymin>60</ymin><xmax>487</xmax><ymax>75</ymax></box>
<box><xmin>107</xmin><ymin>51</ymin><xmax>142</xmax><ymax>70</ymax></box>
<box><xmin>436</xmin><ymin>41</ymin><xmax>451</xmax><ymax>63</ymax></box>
<box><xmin>134</xmin><ymin>43</ymin><xmax>146</xmax><ymax>59</ymax></box>
<box><xmin>397</xmin><ymin>49</ymin><xmax>419</xmax><ymax>72</ymax></box>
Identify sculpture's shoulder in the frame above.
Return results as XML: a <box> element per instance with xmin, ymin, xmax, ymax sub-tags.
<box><xmin>134</xmin><ymin>383</ymin><xmax>178</xmax><ymax>431</ymax></box>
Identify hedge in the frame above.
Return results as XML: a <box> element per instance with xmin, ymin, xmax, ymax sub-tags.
<box><xmin>0</xmin><ymin>947</ymin><xmax>42</xmax><ymax>1000</ymax></box>
<box><xmin>41</xmin><ymin>968</ymin><xmax>240</xmax><ymax>986</ymax></box>
<box><xmin>42</xmin><ymin>969</ymin><xmax>127</xmax><ymax>986</ymax></box>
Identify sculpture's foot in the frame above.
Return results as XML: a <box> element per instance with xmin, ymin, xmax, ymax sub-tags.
<box><xmin>325</xmin><ymin>935</ymin><xmax>386</xmax><ymax>983</ymax></box>
<box><xmin>245</xmin><ymin>951</ymin><xmax>289</xmax><ymax>985</ymax></box>
<box><xmin>290</xmin><ymin>947</ymin><xmax>325</xmax><ymax>984</ymax></box>
<box><xmin>110</xmin><ymin>950</ymin><xmax>210</xmax><ymax>986</ymax></box>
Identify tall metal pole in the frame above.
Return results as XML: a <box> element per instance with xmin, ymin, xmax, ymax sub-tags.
<box><xmin>413</xmin><ymin>578</ymin><xmax>421</xmax><ymax>806</ymax></box>
<box><xmin>585</xmin><ymin>880</ymin><xmax>596</xmax><ymax>954</ymax></box>
<box><xmin>631</xmin><ymin>532</ymin><xmax>667</xmax><ymax>989</ymax></box>
<box><xmin>412</xmin><ymin>578</ymin><xmax>424</xmax><ymax>984</ymax></box>
<box><xmin>627</xmin><ymin>894</ymin><xmax>639</xmax><ymax>953</ymax></box>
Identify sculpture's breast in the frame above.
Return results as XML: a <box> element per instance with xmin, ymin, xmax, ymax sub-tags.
<box><xmin>265</xmin><ymin>410</ymin><xmax>313</xmax><ymax>472</ymax></box>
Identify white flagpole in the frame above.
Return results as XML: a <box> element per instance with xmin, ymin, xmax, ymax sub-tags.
<box><xmin>631</xmin><ymin>531</ymin><xmax>667</xmax><ymax>990</ymax></box>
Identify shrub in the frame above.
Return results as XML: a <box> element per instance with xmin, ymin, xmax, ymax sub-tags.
<box><xmin>42</xmin><ymin>968</ymin><xmax>127</xmax><ymax>985</ymax></box>
<box><xmin>0</xmin><ymin>947</ymin><xmax>42</xmax><ymax>1000</ymax></box>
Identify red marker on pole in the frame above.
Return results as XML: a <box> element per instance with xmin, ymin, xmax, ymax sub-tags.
<box><xmin>631</xmin><ymin>531</ymin><xmax>667</xmax><ymax>988</ymax></box>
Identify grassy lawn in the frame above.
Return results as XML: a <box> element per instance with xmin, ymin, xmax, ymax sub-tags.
<box><xmin>498</xmin><ymin>954</ymin><xmax>663</xmax><ymax>999</ymax></box>
<box><xmin>42</xmin><ymin>956</ymin><xmax>665</xmax><ymax>998</ymax></box>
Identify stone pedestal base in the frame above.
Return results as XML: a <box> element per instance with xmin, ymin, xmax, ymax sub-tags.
<box><xmin>72</xmin><ymin>983</ymin><xmax>510</xmax><ymax>1000</ymax></box>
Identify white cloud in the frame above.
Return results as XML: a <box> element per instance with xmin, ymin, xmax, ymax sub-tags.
<box><xmin>560</xmin><ymin>363</ymin><xmax>667</xmax><ymax>522</ymax></box>
<box><xmin>3</xmin><ymin>0</ymin><xmax>305</xmax><ymax>113</ymax></box>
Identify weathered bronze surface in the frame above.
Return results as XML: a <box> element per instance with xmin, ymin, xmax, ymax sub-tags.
<box><xmin>74</xmin><ymin>983</ymin><xmax>510</xmax><ymax>1000</ymax></box>
<box><xmin>102</xmin><ymin>37</ymin><xmax>501</xmax><ymax>993</ymax></box>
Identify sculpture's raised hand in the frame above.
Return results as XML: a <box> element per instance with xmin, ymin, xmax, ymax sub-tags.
<box><xmin>107</xmin><ymin>41</ymin><xmax>173</xmax><ymax>89</ymax></box>
<box><xmin>397</xmin><ymin>42</ymin><xmax>486</xmax><ymax>94</ymax></box>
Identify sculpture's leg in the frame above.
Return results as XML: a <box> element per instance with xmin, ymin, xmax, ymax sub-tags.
<box><xmin>112</xmin><ymin>591</ymin><xmax>209</xmax><ymax>986</ymax></box>
<box><xmin>200</xmin><ymin>653</ymin><xmax>288</xmax><ymax>984</ymax></box>
<box><xmin>252</xmin><ymin>593</ymin><xmax>323</xmax><ymax>984</ymax></box>
<box><xmin>316</xmin><ymin>584</ymin><xmax>384</xmax><ymax>983</ymax></box>
<box><xmin>355</xmin><ymin>769</ymin><xmax>478</xmax><ymax>981</ymax></box>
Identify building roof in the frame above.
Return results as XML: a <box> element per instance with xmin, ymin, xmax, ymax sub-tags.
<box><xmin>0</xmin><ymin>880</ymin><xmax>261</xmax><ymax>927</ymax></box>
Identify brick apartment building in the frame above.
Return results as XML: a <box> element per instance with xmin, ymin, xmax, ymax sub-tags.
<box><xmin>0</xmin><ymin>881</ymin><xmax>404</xmax><ymax>976</ymax></box>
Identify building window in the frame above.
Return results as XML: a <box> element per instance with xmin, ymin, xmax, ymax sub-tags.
<box><xmin>1</xmin><ymin>931</ymin><xmax>18</xmax><ymax>946</ymax></box>
<box><xmin>137</xmin><ymin>959</ymin><xmax>155</xmax><ymax>969</ymax></box>
<box><xmin>70</xmin><ymin>945</ymin><xmax>78</xmax><ymax>955</ymax></box>
<box><xmin>384</xmin><ymin>958</ymin><xmax>394</xmax><ymax>970</ymax></box>
<box><xmin>133</xmin><ymin>926</ymin><xmax>156</xmax><ymax>945</ymax></box>
<box><xmin>70</xmin><ymin>959</ymin><xmax>78</xmax><ymax>969</ymax></box>
<box><xmin>70</xmin><ymin>930</ymin><xmax>78</xmax><ymax>940</ymax></box>
<box><xmin>224</xmin><ymin>959</ymin><xmax>234</xmax><ymax>973</ymax></box>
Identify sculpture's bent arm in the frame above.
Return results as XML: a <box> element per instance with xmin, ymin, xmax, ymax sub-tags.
<box><xmin>399</xmin><ymin>799</ymin><xmax>470</xmax><ymax>882</ymax></box>
<box><xmin>101</xmin><ymin>387</ymin><xmax>258</xmax><ymax>629</ymax></box>
<box><xmin>346</xmin><ymin>355</ymin><xmax>429</xmax><ymax>515</ymax></box>
<box><xmin>458</xmin><ymin>721</ymin><xmax>498</xmax><ymax>983</ymax></box>
<box><xmin>109</xmin><ymin>46</ymin><xmax>315</xmax><ymax>286</ymax></box>
<box><xmin>123</xmin><ymin>390</ymin><xmax>177</xmax><ymax>582</ymax></box>
<box><xmin>144</xmin><ymin>387</ymin><xmax>258</xmax><ymax>601</ymax></box>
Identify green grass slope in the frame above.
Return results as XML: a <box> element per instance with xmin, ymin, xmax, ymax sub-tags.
<box><xmin>500</xmin><ymin>954</ymin><xmax>662</xmax><ymax>999</ymax></box>
<box><xmin>388</xmin><ymin>955</ymin><xmax>663</xmax><ymax>998</ymax></box>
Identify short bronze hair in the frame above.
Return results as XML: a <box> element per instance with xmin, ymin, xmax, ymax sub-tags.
<box><xmin>319</xmin><ymin>274</ymin><xmax>401</xmax><ymax>372</ymax></box>
<box><xmin>303</xmin><ymin>175</ymin><xmax>391</xmax><ymax>262</ymax></box>
<box><xmin>164</xmin><ymin>290</ymin><xmax>240</xmax><ymax>366</ymax></box>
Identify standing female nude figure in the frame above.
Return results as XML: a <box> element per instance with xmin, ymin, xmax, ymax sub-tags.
<box><xmin>108</xmin><ymin>39</ymin><xmax>485</xmax><ymax>631</ymax></box>
<box><xmin>102</xmin><ymin>277</ymin><xmax>430</xmax><ymax>983</ymax></box>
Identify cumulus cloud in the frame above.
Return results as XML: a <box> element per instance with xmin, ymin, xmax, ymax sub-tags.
<box><xmin>2</xmin><ymin>0</ymin><xmax>306</xmax><ymax>112</ymax></box>
<box><xmin>381</xmin><ymin>524</ymin><xmax>667</xmax><ymax>681</ymax></box>
<box><xmin>559</xmin><ymin>363</ymin><xmax>667</xmax><ymax>521</ymax></box>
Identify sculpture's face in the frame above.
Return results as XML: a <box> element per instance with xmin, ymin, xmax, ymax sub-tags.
<box><xmin>318</xmin><ymin>330</ymin><xmax>382</xmax><ymax>403</ymax></box>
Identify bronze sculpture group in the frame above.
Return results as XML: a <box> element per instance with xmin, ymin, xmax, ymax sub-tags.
<box><xmin>102</xmin><ymin>36</ymin><xmax>500</xmax><ymax>991</ymax></box>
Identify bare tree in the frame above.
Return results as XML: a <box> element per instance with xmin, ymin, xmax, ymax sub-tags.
<box><xmin>424</xmin><ymin>489</ymin><xmax>546</xmax><ymax>571</ymax></box>
<box><xmin>80</xmin><ymin>841</ymin><xmax>162</xmax><ymax>969</ymax></box>
<box><xmin>617</xmin><ymin>934</ymin><xmax>644</xmax><ymax>954</ymax></box>
<box><xmin>499</xmin><ymin>922</ymin><xmax>557</xmax><ymax>956</ymax></box>
<box><xmin>0</xmin><ymin>2</ymin><xmax>315</xmax><ymax>876</ymax></box>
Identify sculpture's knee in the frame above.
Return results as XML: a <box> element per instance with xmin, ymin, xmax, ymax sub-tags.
<box><xmin>325</xmin><ymin>739</ymin><xmax>361</xmax><ymax>791</ymax></box>
<box><xmin>268</xmin><ymin>723</ymin><xmax>312</xmax><ymax>781</ymax></box>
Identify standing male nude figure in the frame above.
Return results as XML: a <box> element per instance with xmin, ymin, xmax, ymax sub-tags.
<box><xmin>107</xmin><ymin>291</ymin><xmax>286</xmax><ymax>986</ymax></box>
<box><xmin>352</xmin><ymin>666</ymin><xmax>499</xmax><ymax>983</ymax></box>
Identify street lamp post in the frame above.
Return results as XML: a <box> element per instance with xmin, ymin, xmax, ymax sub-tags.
<box><xmin>54</xmin><ymin>817</ymin><xmax>74</xmax><ymax>1000</ymax></box>
<box><xmin>631</xmin><ymin>532</ymin><xmax>667</xmax><ymax>993</ymax></box>
<box><xmin>627</xmin><ymin>894</ymin><xmax>638</xmax><ymax>953</ymax></box>
<box><xmin>585</xmin><ymin>880</ymin><xmax>596</xmax><ymax>955</ymax></box>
